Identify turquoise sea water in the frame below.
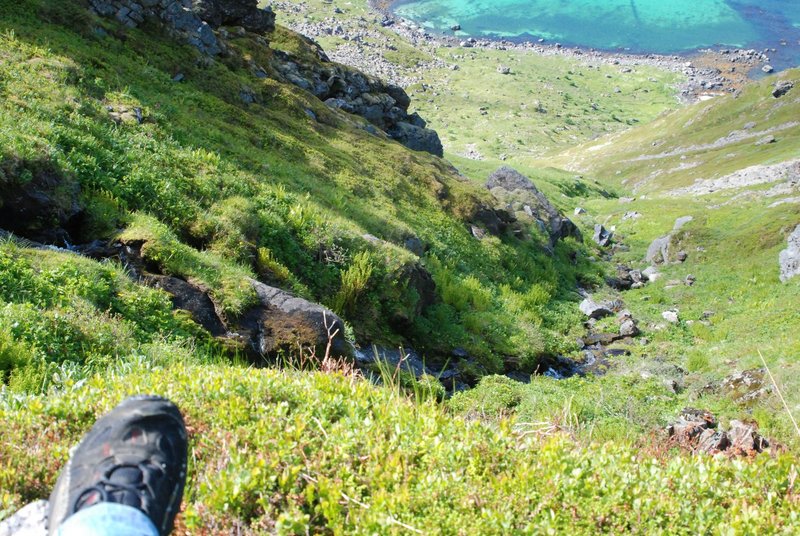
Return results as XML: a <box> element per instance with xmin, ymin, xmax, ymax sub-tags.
<box><xmin>393</xmin><ymin>0</ymin><xmax>800</xmax><ymax>69</ymax></box>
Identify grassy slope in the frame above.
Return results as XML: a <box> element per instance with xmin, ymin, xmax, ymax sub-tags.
<box><xmin>0</xmin><ymin>0</ymin><xmax>611</xmax><ymax>381</ymax></box>
<box><xmin>542</xmin><ymin>72</ymin><xmax>800</xmax><ymax>440</ymax></box>
<box><xmin>3</xmin><ymin>363</ymin><xmax>799</xmax><ymax>533</ymax></box>
<box><xmin>1</xmin><ymin>1</ymin><xmax>799</xmax><ymax>533</ymax></box>
<box><xmin>546</xmin><ymin>69</ymin><xmax>800</xmax><ymax>193</ymax></box>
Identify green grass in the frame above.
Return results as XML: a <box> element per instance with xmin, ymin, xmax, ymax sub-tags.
<box><xmin>1</xmin><ymin>2</ymin><xmax>800</xmax><ymax>533</ymax></box>
<box><xmin>0</xmin><ymin>0</ymin><xmax>609</xmax><ymax>378</ymax></box>
<box><xmin>2</xmin><ymin>362</ymin><xmax>800</xmax><ymax>534</ymax></box>
<box><xmin>546</xmin><ymin>69</ymin><xmax>800</xmax><ymax>193</ymax></box>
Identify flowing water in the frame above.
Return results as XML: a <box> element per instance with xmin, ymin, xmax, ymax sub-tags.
<box><xmin>392</xmin><ymin>0</ymin><xmax>800</xmax><ymax>69</ymax></box>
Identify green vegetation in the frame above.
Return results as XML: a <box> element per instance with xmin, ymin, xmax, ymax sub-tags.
<box><xmin>0</xmin><ymin>0</ymin><xmax>606</xmax><ymax>381</ymax></box>
<box><xmin>1</xmin><ymin>0</ymin><xmax>800</xmax><ymax>532</ymax></box>
<box><xmin>3</xmin><ymin>362</ymin><xmax>799</xmax><ymax>533</ymax></box>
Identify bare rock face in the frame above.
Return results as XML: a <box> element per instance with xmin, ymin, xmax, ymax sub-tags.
<box><xmin>271</xmin><ymin>50</ymin><xmax>443</xmax><ymax>156</ymax></box>
<box><xmin>485</xmin><ymin>167</ymin><xmax>582</xmax><ymax>244</ymax></box>
<box><xmin>779</xmin><ymin>224</ymin><xmax>800</xmax><ymax>282</ymax></box>
<box><xmin>191</xmin><ymin>0</ymin><xmax>275</xmax><ymax>33</ymax></box>
<box><xmin>88</xmin><ymin>0</ymin><xmax>276</xmax><ymax>55</ymax></box>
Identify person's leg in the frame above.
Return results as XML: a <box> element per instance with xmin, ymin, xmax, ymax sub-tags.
<box><xmin>47</xmin><ymin>395</ymin><xmax>188</xmax><ymax>536</ymax></box>
<box><xmin>55</xmin><ymin>502</ymin><xmax>158</xmax><ymax>536</ymax></box>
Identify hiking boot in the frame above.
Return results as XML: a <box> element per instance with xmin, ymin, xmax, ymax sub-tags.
<box><xmin>47</xmin><ymin>395</ymin><xmax>188</xmax><ymax>535</ymax></box>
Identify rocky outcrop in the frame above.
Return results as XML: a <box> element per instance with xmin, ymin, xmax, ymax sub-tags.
<box><xmin>0</xmin><ymin>160</ymin><xmax>83</xmax><ymax>245</ymax></box>
<box><xmin>271</xmin><ymin>50</ymin><xmax>443</xmax><ymax>156</ymax></box>
<box><xmin>80</xmin><ymin>239</ymin><xmax>351</xmax><ymax>361</ymax></box>
<box><xmin>645</xmin><ymin>216</ymin><xmax>692</xmax><ymax>265</ymax></box>
<box><xmin>88</xmin><ymin>0</ymin><xmax>276</xmax><ymax>55</ymax></box>
<box><xmin>237</xmin><ymin>279</ymin><xmax>351</xmax><ymax>359</ymax></box>
<box><xmin>192</xmin><ymin>0</ymin><xmax>275</xmax><ymax>32</ymax></box>
<box><xmin>484</xmin><ymin>167</ymin><xmax>581</xmax><ymax>244</ymax></box>
<box><xmin>668</xmin><ymin>409</ymin><xmax>769</xmax><ymax>456</ymax></box>
<box><xmin>779</xmin><ymin>224</ymin><xmax>800</xmax><ymax>282</ymax></box>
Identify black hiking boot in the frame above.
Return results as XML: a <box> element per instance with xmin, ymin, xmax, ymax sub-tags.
<box><xmin>47</xmin><ymin>395</ymin><xmax>188</xmax><ymax>535</ymax></box>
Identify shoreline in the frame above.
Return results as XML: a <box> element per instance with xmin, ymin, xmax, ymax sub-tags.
<box><xmin>366</xmin><ymin>0</ymin><xmax>773</xmax><ymax>102</ymax></box>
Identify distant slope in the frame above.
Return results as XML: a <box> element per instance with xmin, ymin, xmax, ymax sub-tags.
<box><xmin>547</xmin><ymin>70</ymin><xmax>800</xmax><ymax>196</ymax></box>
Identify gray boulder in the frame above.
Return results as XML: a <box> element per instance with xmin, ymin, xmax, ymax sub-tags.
<box><xmin>579</xmin><ymin>298</ymin><xmax>613</xmax><ymax>319</ymax></box>
<box><xmin>592</xmin><ymin>224</ymin><xmax>613</xmax><ymax>247</ymax></box>
<box><xmin>646</xmin><ymin>216</ymin><xmax>692</xmax><ymax>264</ymax></box>
<box><xmin>387</xmin><ymin>122</ymin><xmax>444</xmax><ymax>157</ymax></box>
<box><xmin>485</xmin><ymin>167</ymin><xmax>581</xmax><ymax>244</ymax></box>
<box><xmin>237</xmin><ymin>279</ymin><xmax>352</xmax><ymax>359</ymax></box>
<box><xmin>772</xmin><ymin>80</ymin><xmax>794</xmax><ymax>98</ymax></box>
<box><xmin>779</xmin><ymin>224</ymin><xmax>800</xmax><ymax>282</ymax></box>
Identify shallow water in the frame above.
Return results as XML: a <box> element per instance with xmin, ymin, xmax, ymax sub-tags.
<box><xmin>393</xmin><ymin>0</ymin><xmax>800</xmax><ymax>69</ymax></box>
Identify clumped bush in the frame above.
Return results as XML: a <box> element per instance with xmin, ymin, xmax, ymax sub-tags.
<box><xmin>332</xmin><ymin>250</ymin><xmax>374</xmax><ymax>316</ymax></box>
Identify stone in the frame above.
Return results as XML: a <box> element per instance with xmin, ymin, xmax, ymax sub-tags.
<box><xmin>762</xmin><ymin>64</ymin><xmax>774</xmax><ymax>73</ymax></box>
<box><xmin>684</xmin><ymin>274</ymin><xmax>696</xmax><ymax>286</ymax></box>
<box><xmin>695</xmin><ymin>429</ymin><xmax>731</xmax><ymax>453</ymax></box>
<box><xmin>574</xmin><ymin>207</ymin><xmax>586</xmax><ymax>215</ymax></box>
<box><xmin>662</xmin><ymin>310</ymin><xmax>680</xmax><ymax>323</ymax></box>
<box><xmin>592</xmin><ymin>224</ymin><xmax>613</xmax><ymax>247</ymax></box>
<box><xmin>622</xmin><ymin>211</ymin><xmax>641</xmax><ymax>221</ymax></box>
<box><xmin>485</xmin><ymin>167</ymin><xmax>581</xmax><ymax>244</ymax></box>
<box><xmin>619</xmin><ymin>318</ymin><xmax>639</xmax><ymax>337</ymax></box>
<box><xmin>191</xmin><ymin>0</ymin><xmax>275</xmax><ymax>33</ymax></box>
<box><xmin>779</xmin><ymin>224</ymin><xmax>800</xmax><ymax>282</ymax></box>
<box><xmin>387</xmin><ymin>121</ymin><xmax>444</xmax><ymax>157</ymax></box>
<box><xmin>772</xmin><ymin>80</ymin><xmax>794</xmax><ymax>98</ymax></box>
<box><xmin>579</xmin><ymin>298</ymin><xmax>613</xmax><ymax>319</ymax></box>
<box><xmin>676</xmin><ymin>250</ymin><xmax>688</xmax><ymax>262</ymax></box>
<box><xmin>579</xmin><ymin>332</ymin><xmax>622</xmax><ymax>347</ymax></box>
<box><xmin>403</xmin><ymin>235</ymin><xmax>425</xmax><ymax>257</ymax></box>
<box><xmin>720</xmin><ymin>368</ymin><xmax>771</xmax><ymax>406</ymax></box>
<box><xmin>642</xmin><ymin>266</ymin><xmax>661</xmax><ymax>282</ymax></box>
<box><xmin>728</xmin><ymin>420</ymin><xmax>770</xmax><ymax>453</ymax></box>
<box><xmin>755</xmin><ymin>135</ymin><xmax>776</xmax><ymax>146</ymax></box>
<box><xmin>606</xmin><ymin>265</ymin><xmax>639</xmax><ymax>291</ymax></box>
<box><xmin>497</xmin><ymin>65</ymin><xmax>511</xmax><ymax>75</ymax></box>
<box><xmin>144</xmin><ymin>275</ymin><xmax>227</xmax><ymax>337</ymax></box>
<box><xmin>646</xmin><ymin>216</ymin><xmax>692</xmax><ymax>264</ymax></box>
<box><xmin>0</xmin><ymin>500</ymin><xmax>48</xmax><ymax>536</ymax></box>
<box><xmin>238</xmin><ymin>279</ymin><xmax>351</xmax><ymax>359</ymax></box>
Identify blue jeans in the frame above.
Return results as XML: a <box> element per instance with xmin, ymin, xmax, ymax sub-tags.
<box><xmin>55</xmin><ymin>503</ymin><xmax>158</xmax><ymax>536</ymax></box>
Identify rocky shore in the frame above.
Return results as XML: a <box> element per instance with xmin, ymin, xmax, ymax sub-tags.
<box><xmin>275</xmin><ymin>0</ymin><xmax>774</xmax><ymax>103</ymax></box>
